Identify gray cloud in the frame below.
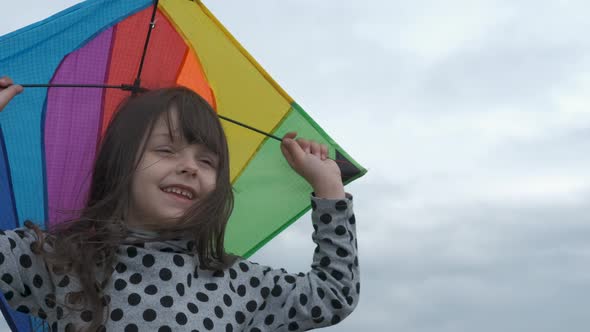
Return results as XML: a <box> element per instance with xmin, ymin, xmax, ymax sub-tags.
<box><xmin>238</xmin><ymin>1</ymin><xmax>590</xmax><ymax>331</ymax></box>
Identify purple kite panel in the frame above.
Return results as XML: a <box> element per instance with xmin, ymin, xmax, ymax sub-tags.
<box><xmin>44</xmin><ymin>28</ymin><xmax>114</xmax><ymax>225</ymax></box>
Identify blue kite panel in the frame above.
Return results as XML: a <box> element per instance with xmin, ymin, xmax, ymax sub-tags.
<box><xmin>0</xmin><ymin>1</ymin><xmax>152</xmax><ymax>331</ymax></box>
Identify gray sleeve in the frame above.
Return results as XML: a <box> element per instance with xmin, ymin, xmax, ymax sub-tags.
<box><xmin>241</xmin><ymin>193</ymin><xmax>359</xmax><ymax>331</ymax></box>
<box><xmin>0</xmin><ymin>227</ymin><xmax>55</xmax><ymax>319</ymax></box>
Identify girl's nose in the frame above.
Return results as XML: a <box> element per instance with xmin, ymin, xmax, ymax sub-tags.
<box><xmin>178</xmin><ymin>167</ymin><xmax>197</xmax><ymax>177</ymax></box>
<box><xmin>176</xmin><ymin>154</ymin><xmax>198</xmax><ymax>176</ymax></box>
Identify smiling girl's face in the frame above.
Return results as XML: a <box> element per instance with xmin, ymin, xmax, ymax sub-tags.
<box><xmin>126</xmin><ymin>106</ymin><xmax>219</xmax><ymax>229</ymax></box>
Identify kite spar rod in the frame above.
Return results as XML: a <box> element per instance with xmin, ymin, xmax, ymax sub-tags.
<box><xmin>20</xmin><ymin>83</ymin><xmax>149</xmax><ymax>93</ymax></box>
<box><xmin>216</xmin><ymin>114</ymin><xmax>282</xmax><ymax>141</ymax></box>
<box><xmin>15</xmin><ymin>2</ymin><xmax>355</xmax><ymax>168</ymax></box>
<box><xmin>125</xmin><ymin>0</ymin><xmax>285</xmax><ymax>143</ymax></box>
<box><xmin>18</xmin><ymin>83</ymin><xmax>286</xmax><ymax>142</ymax></box>
<box><xmin>12</xmin><ymin>2</ymin><xmax>355</xmax><ymax>178</ymax></box>
<box><xmin>14</xmin><ymin>83</ymin><xmax>352</xmax><ymax>166</ymax></box>
<box><xmin>132</xmin><ymin>0</ymin><xmax>159</xmax><ymax>96</ymax></box>
<box><xmin>18</xmin><ymin>83</ymin><xmax>282</xmax><ymax>141</ymax></box>
<box><xmin>19</xmin><ymin>1</ymin><xmax>158</xmax><ymax>94</ymax></box>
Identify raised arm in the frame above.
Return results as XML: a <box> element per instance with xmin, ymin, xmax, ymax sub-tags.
<box><xmin>226</xmin><ymin>133</ymin><xmax>359</xmax><ymax>330</ymax></box>
<box><xmin>227</xmin><ymin>193</ymin><xmax>358</xmax><ymax>332</ymax></box>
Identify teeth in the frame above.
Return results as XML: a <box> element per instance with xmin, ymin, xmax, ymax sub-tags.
<box><xmin>163</xmin><ymin>187</ymin><xmax>193</xmax><ymax>200</ymax></box>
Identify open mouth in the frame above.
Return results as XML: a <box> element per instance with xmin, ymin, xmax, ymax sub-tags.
<box><xmin>160</xmin><ymin>186</ymin><xmax>195</xmax><ymax>201</ymax></box>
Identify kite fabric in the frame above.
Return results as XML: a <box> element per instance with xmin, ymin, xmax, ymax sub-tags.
<box><xmin>0</xmin><ymin>0</ymin><xmax>366</xmax><ymax>330</ymax></box>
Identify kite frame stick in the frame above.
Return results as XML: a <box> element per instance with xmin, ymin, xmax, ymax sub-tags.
<box><xmin>18</xmin><ymin>83</ymin><xmax>282</xmax><ymax>141</ymax></box>
<box><xmin>15</xmin><ymin>83</ymin><xmax>358</xmax><ymax>167</ymax></box>
<box><xmin>20</xmin><ymin>83</ymin><xmax>148</xmax><ymax>92</ymax></box>
<box><xmin>132</xmin><ymin>0</ymin><xmax>160</xmax><ymax>95</ymax></box>
<box><xmin>15</xmin><ymin>0</ymin><xmax>353</xmax><ymax>166</ymax></box>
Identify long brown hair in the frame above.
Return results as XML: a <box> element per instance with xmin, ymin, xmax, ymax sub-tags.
<box><xmin>26</xmin><ymin>87</ymin><xmax>238</xmax><ymax>331</ymax></box>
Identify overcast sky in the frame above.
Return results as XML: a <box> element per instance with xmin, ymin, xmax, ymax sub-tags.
<box><xmin>2</xmin><ymin>0</ymin><xmax>590</xmax><ymax>331</ymax></box>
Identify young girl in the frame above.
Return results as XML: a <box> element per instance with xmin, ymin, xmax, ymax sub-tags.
<box><xmin>0</xmin><ymin>76</ymin><xmax>359</xmax><ymax>332</ymax></box>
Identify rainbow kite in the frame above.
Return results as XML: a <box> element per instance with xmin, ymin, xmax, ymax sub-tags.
<box><xmin>0</xmin><ymin>0</ymin><xmax>366</xmax><ymax>330</ymax></box>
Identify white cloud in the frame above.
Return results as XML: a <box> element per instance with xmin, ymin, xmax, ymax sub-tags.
<box><xmin>353</xmin><ymin>0</ymin><xmax>514</xmax><ymax>63</ymax></box>
<box><xmin>553</xmin><ymin>69</ymin><xmax>590</xmax><ymax>114</ymax></box>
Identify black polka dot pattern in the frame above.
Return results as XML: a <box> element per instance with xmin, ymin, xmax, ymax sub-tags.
<box><xmin>0</xmin><ymin>194</ymin><xmax>358</xmax><ymax>330</ymax></box>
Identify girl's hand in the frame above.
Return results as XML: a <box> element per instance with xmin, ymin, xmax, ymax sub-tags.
<box><xmin>0</xmin><ymin>77</ymin><xmax>23</xmax><ymax>112</ymax></box>
<box><xmin>280</xmin><ymin>132</ymin><xmax>345</xmax><ymax>199</ymax></box>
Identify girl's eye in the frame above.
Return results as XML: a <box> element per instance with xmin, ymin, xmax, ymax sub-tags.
<box><xmin>156</xmin><ymin>148</ymin><xmax>175</xmax><ymax>154</ymax></box>
<box><xmin>200</xmin><ymin>159</ymin><xmax>213</xmax><ymax>166</ymax></box>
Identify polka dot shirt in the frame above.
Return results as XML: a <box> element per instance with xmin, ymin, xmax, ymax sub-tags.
<box><xmin>0</xmin><ymin>194</ymin><xmax>359</xmax><ymax>331</ymax></box>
